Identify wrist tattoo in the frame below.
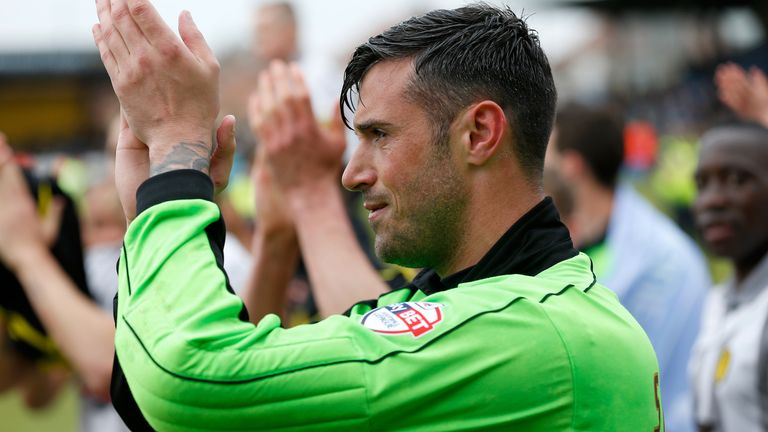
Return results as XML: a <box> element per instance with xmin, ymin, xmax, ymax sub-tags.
<box><xmin>150</xmin><ymin>140</ymin><xmax>212</xmax><ymax>176</ymax></box>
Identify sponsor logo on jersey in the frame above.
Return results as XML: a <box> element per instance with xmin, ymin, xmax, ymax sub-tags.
<box><xmin>360</xmin><ymin>302</ymin><xmax>444</xmax><ymax>337</ymax></box>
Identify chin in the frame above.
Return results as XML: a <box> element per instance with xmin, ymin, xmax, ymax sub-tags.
<box><xmin>706</xmin><ymin>242</ymin><xmax>742</xmax><ymax>261</ymax></box>
<box><xmin>375</xmin><ymin>244</ymin><xmax>398</xmax><ymax>265</ymax></box>
<box><xmin>375</xmin><ymin>243</ymin><xmax>415</xmax><ymax>268</ymax></box>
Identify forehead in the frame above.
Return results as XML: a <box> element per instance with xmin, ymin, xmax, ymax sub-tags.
<box><xmin>698</xmin><ymin>127</ymin><xmax>768</xmax><ymax>173</ymax></box>
<box><xmin>354</xmin><ymin>59</ymin><xmax>422</xmax><ymax>127</ymax></box>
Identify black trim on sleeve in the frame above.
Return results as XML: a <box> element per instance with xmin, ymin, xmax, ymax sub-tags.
<box><xmin>136</xmin><ymin>169</ymin><xmax>214</xmax><ymax>216</ymax></box>
<box><xmin>113</xmin><ymin>169</ymin><xmax>228</xmax><ymax>430</ymax></box>
<box><xmin>204</xmin><ymin>219</ymin><xmax>250</xmax><ymax>322</ymax></box>
<box><xmin>112</xmin><ymin>251</ymin><xmax>155</xmax><ymax>431</ymax></box>
<box><xmin>111</xmin><ymin>353</ymin><xmax>155</xmax><ymax>431</ymax></box>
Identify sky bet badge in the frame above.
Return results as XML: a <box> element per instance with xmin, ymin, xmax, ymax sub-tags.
<box><xmin>360</xmin><ymin>302</ymin><xmax>444</xmax><ymax>337</ymax></box>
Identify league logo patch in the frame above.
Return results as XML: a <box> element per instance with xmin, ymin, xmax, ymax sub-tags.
<box><xmin>360</xmin><ymin>302</ymin><xmax>444</xmax><ymax>337</ymax></box>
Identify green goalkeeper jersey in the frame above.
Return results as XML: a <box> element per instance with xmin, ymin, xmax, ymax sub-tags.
<box><xmin>112</xmin><ymin>170</ymin><xmax>664</xmax><ymax>431</ymax></box>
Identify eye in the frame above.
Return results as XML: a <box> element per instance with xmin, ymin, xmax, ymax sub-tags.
<box><xmin>372</xmin><ymin>128</ymin><xmax>387</xmax><ymax>141</ymax></box>
<box><xmin>724</xmin><ymin>169</ymin><xmax>749</xmax><ymax>187</ymax></box>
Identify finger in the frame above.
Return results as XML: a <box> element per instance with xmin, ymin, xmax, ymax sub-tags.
<box><xmin>215</xmin><ymin>115</ymin><xmax>237</xmax><ymax>160</ymax></box>
<box><xmin>258</xmin><ymin>71</ymin><xmax>276</xmax><ymax>122</ymax></box>
<box><xmin>247</xmin><ymin>91</ymin><xmax>262</xmax><ymax>132</ymax></box>
<box><xmin>93</xmin><ymin>24</ymin><xmax>120</xmax><ymax>77</ymax></box>
<box><xmin>716</xmin><ymin>64</ymin><xmax>743</xmax><ymax>87</ymax></box>
<box><xmin>178</xmin><ymin>10</ymin><xmax>216</xmax><ymax>65</ymax></box>
<box><xmin>250</xmin><ymin>145</ymin><xmax>264</xmax><ymax>186</ymax></box>
<box><xmin>714</xmin><ymin>64</ymin><xmax>730</xmax><ymax>84</ymax></box>
<box><xmin>731</xmin><ymin>72</ymin><xmax>751</xmax><ymax>97</ymax></box>
<box><xmin>717</xmin><ymin>65</ymin><xmax>741</xmax><ymax>85</ymax></box>
<box><xmin>0</xmin><ymin>144</ymin><xmax>25</xmax><ymax>191</ymax></box>
<box><xmin>750</xmin><ymin>66</ymin><xmax>768</xmax><ymax>85</ymax></box>
<box><xmin>719</xmin><ymin>62</ymin><xmax>741</xmax><ymax>76</ymax></box>
<box><xmin>270</xmin><ymin>60</ymin><xmax>294</xmax><ymax>111</ymax></box>
<box><xmin>95</xmin><ymin>0</ymin><xmax>129</xmax><ymax>63</ymax></box>
<box><xmin>716</xmin><ymin>66</ymin><xmax>747</xmax><ymax>95</ymax></box>
<box><xmin>109</xmin><ymin>0</ymin><xmax>148</xmax><ymax>51</ymax></box>
<box><xmin>125</xmin><ymin>0</ymin><xmax>177</xmax><ymax>43</ymax></box>
<box><xmin>0</xmin><ymin>132</ymin><xmax>11</xmax><ymax>166</ymax></box>
<box><xmin>288</xmin><ymin>62</ymin><xmax>315</xmax><ymax>119</ymax></box>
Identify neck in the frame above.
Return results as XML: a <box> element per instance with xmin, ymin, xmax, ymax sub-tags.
<box><xmin>569</xmin><ymin>179</ymin><xmax>614</xmax><ymax>248</ymax></box>
<box><xmin>734</xmin><ymin>246</ymin><xmax>768</xmax><ymax>286</ymax></box>
<box><xmin>436</xmin><ymin>172</ymin><xmax>544</xmax><ymax>277</ymax></box>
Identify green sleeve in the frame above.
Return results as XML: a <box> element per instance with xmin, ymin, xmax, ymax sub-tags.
<box><xmin>115</xmin><ymin>171</ymin><xmax>378</xmax><ymax>431</ymax></box>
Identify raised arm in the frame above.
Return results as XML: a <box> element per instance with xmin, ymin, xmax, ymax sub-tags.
<box><xmin>715</xmin><ymin>62</ymin><xmax>768</xmax><ymax>128</ymax></box>
<box><xmin>0</xmin><ymin>138</ymin><xmax>114</xmax><ymax>400</ymax></box>
<box><xmin>91</xmin><ymin>1</ymin><xmax>394</xmax><ymax>429</ymax></box>
<box><xmin>93</xmin><ymin>0</ymin><xmax>221</xmax><ymax>190</ymax></box>
<box><xmin>241</xmin><ymin>146</ymin><xmax>300</xmax><ymax>323</ymax></box>
<box><xmin>250</xmin><ymin>61</ymin><xmax>389</xmax><ymax>316</ymax></box>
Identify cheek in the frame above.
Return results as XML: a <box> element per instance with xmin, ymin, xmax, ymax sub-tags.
<box><xmin>692</xmin><ymin>197</ymin><xmax>704</xmax><ymax>219</ymax></box>
<box><xmin>379</xmin><ymin>155</ymin><xmax>428</xmax><ymax>210</ymax></box>
<box><xmin>387</xmin><ymin>173</ymin><xmax>421</xmax><ymax>213</ymax></box>
<box><xmin>744</xmin><ymin>196</ymin><xmax>768</xmax><ymax>227</ymax></box>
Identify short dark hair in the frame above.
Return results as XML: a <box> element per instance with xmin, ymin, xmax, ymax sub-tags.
<box><xmin>554</xmin><ymin>103</ymin><xmax>625</xmax><ymax>190</ymax></box>
<box><xmin>341</xmin><ymin>3</ymin><xmax>557</xmax><ymax>179</ymax></box>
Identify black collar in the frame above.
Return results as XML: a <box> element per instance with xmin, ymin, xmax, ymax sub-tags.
<box><xmin>409</xmin><ymin>197</ymin><xmax>578</xmax><ymax>295</ymax></box>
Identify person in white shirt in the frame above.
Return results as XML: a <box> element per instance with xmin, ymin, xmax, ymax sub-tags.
<box><xmin>690</xmin><ymin>121</ymin><xmax>768</xmax><ymax>432</ymax></box>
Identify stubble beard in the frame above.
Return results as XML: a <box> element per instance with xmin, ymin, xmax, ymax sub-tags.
<box><xmin>374</xmin><ymin>154</ymin><xmax>468</xmax><ymax>272</ymax></box>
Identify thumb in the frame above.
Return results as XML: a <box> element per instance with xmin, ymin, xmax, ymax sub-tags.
<box><xmin>211</xmin><ymin>115</ymin><xmax>237</xmax><ymax>193</ymax></box>
<box><xmin>178</xmin><ymin>10</ymin><xmax>215</xmax><ymax>64</ymax></box>
<box><xmin>215</xmin><ymin>115</ymin><xmax>237</xmax><ymax>157</ymax></box>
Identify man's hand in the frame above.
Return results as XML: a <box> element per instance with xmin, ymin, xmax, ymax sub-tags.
<box><xmin>715</xmin><ymin>62</ymin><xmax>768</xmax><ymax>128</ymax></box>
<box><xmin>93</xmin><ymin>0</ymin><xmax>237</xmax><ymax>222</ymax></box>
<box><xmin>247</xmin><ymin>61</ymin><xmax>388</xmax><ymax>318</ymax></box>
<box><xmin>241</xmin><ymin>147</ymin><xmax>301</xmax><ymax>323</ymax></box>
<box><xmin>92</xmin><ymin>0</ymin><xmax>220</xmax><ymax>177</ymax></box>
<box><xmin>249</xmin><ymin>61</ymin><xmax>346</xmax><ymax>199</ymax></box>
<box><xmin>0</xmin><ymin>135</ymin><xmax>46</xmax><ymax>273</ymax></box>
<box><xmin>112</xmin><ymin>110</ymin><xmax>236</xmax><ymax>223</ymax></box>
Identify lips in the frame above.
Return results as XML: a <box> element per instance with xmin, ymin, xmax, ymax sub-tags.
<box><xmin>363</xmin><ymin>201</ymin><xmax>388</xmax><ymax>222</ymax></box>
<box><xmin>363</xmin><ymin>201</ymin><xmax>385</xmax><ymax>212</ymax></box>
<box><xmin>700</xmin><ymin>221</ymin><xmax>735</xmax><ymax>244</ymax></box>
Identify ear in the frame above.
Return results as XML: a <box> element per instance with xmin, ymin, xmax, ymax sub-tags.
<box><xmin>456</xmin><ymin>101</ymin><xmax>507</xmax><ymax>166</ymax></box>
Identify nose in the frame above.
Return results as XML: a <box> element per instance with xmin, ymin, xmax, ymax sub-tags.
<box><xmin>695</xmin><ymin>179</ymin><xmax>728</xmax><ymax>213</ymax></box>
<box><xmin>342</xmin><ymin>145</ymin><xmax>377</xmax><ymax>192</ymax></box>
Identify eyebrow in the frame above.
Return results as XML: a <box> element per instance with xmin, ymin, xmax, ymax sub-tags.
<box><xmin>354</xmin><ymin>119</ymin><xmax>394</xmax><ymax>133</ymax></box>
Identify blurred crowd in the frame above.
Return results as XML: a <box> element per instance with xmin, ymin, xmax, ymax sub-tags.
<box><xmin>0</xmin><ymin>1</ymin><xmax>767</xmax><ymax>432</ymax></box>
